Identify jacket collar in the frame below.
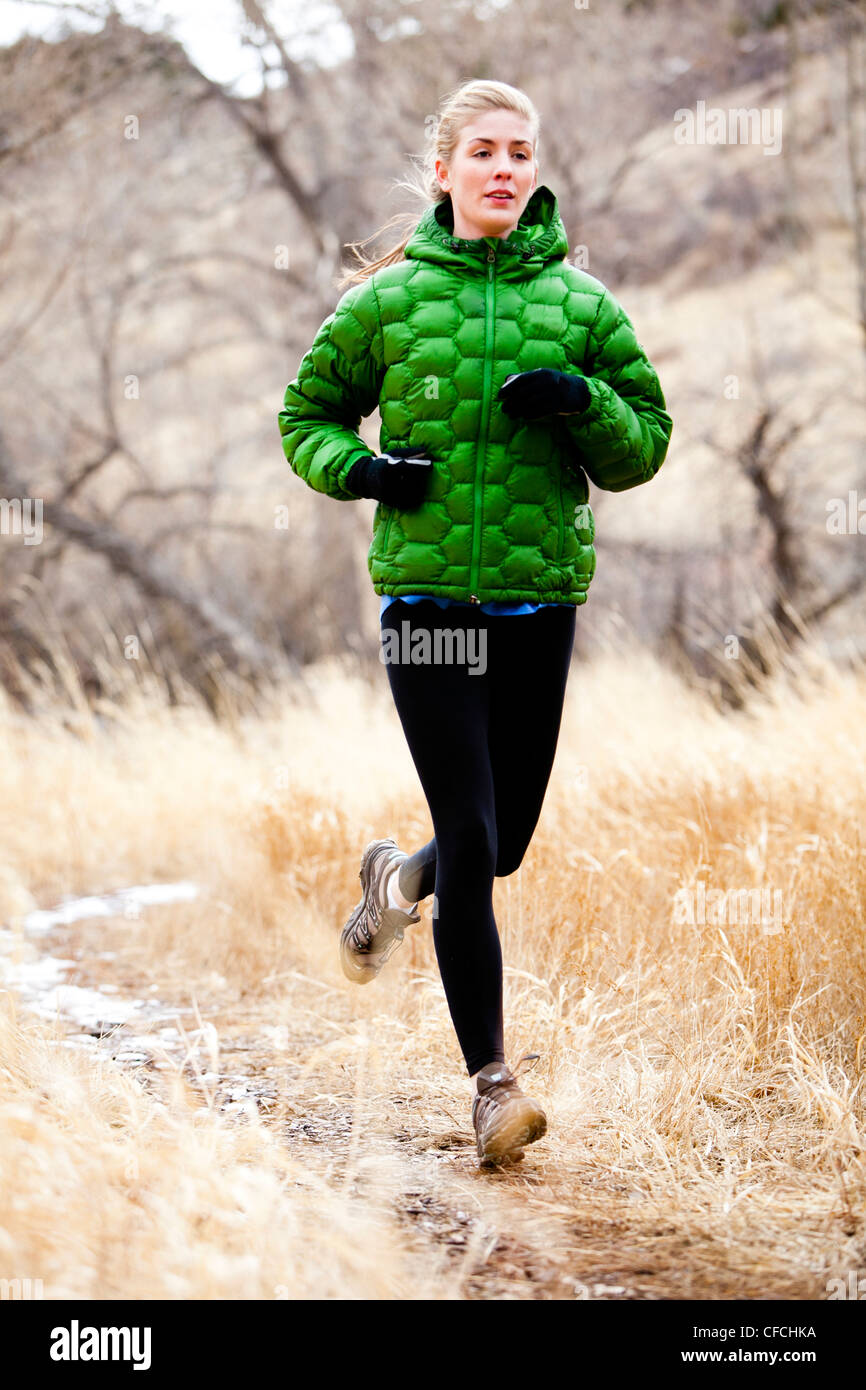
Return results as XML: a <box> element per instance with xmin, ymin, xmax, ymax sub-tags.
<box><xmin>403</xmin><ymin>184</ymin><xmax>569</xmax><ymax>278</ymax></box>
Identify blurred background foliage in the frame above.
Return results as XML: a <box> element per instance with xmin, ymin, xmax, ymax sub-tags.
<box><xmin>0</xmin><ymin>0</ymin><xmax>863</xmax><ymax>715</ymax></box>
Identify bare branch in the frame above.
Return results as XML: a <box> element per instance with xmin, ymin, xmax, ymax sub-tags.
<box><xmin>0</xmin><ymin>256</ymin><xmax>74</xmax><ymax>363</ymax></box>
<box><xmin>802</xmin><ymin>570</ymin><xmax>866</xmax><ymax>626</ymax></box>
<box><xmin>55</xmin><ymin>444</ymin><xmax>120</xmax><ymax>505</ymax></box>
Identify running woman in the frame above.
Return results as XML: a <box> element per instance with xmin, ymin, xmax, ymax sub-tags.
<box><xmin>279</xmin><ymin>79</ymin><xmax>672</xmax><ymax>1167</ymax></box>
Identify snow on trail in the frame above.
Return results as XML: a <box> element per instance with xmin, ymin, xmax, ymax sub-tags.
<box><xmin>0</xmin><ymin>882</ymin><xmax>279</xmax><ymax>1118</ymax></box>
<box><xmin>0</xmin><ymin>882</ymin><xmax>696</xmax><ymax>1296</ymax></box>
<box><xmin>0</xmin><ymin>881</ymin><xmax>201</xmax><ymax>1055</ymax></box>
<box><xmin>20</xmin><ymin>881</ymin><xmax>200</xmax><ymax>934</ymax></box>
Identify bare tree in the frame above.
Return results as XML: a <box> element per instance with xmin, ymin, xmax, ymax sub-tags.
<box><xmin>840</xmin><ymin>0</ymin><xmax>866</xmax><ymax>362</ymax></box>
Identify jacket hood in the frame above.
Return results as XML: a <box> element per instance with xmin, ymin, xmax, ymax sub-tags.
<box><xmin>403</xmin><ymin>184</ymin><xmax>569</xmax><ymax>278</ymax></box>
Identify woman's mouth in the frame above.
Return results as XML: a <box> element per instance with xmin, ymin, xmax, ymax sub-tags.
<box><xmin>485</xmin><ymin>193</ymin><xmax>513</xmax><ymax>202</ymax></box>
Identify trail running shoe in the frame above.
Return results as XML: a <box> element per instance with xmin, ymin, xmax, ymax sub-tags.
<box><xmin>471</xmin><ymin>1054</ymin><xmax>548</xmax><ymax>1167</ymax></box>
<box><xmin>340</xmin><ymin>837</ymin><xmax>420</xmax><ymax>985</ymax></box>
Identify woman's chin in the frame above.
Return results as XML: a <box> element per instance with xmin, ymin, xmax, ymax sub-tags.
<box><xmin>462</xmin><ymin>208</ymin><xmax>520</xmax><ymax>238</ymax></box>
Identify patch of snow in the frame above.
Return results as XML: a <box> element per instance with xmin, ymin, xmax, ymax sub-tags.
<box><xmin>29</xmin><ymin>985</ymin><xmax>148</xmax><ymax>1028</ymax></box>
<box><xmin>1</xmin><ymin>955</ymin><xmax>76</xmax><ymax>991</ymax></box>
<box><xmin>20</xmin><ymin>881</ymin><xmax>200</xmax><ymax>934</ymax></box>
<box><xmin>1</xmin><ymin>884</ymin><xmax>202</xmax><ymax>1040</ymax></box>
<box><xmin>1</xmin><ymin>881</ymin><xmax>213</xmax><ymax>1082</ymax></box>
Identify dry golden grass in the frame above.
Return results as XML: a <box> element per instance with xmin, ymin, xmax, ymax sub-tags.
<box><xmin>0</xmin><ymin>643</ymin><xmax>864</xmax><ymax>1299</ymax></box>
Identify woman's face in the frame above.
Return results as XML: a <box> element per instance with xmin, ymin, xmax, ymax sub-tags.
<box><xmin>435</xmin><ymin>109</ymin><xmax>538</xmax><ymax>242</ymax></box>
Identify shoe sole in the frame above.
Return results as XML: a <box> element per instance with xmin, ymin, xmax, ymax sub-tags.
<box><xmin>479</xmin><ymin>1149</ymin><xmax>525</xmax><ymax>1169</ymax></box>
<box><xmin>340</xmin><ymin>914</ymin><xmax>406</xmax><ymax>984</ymax></box>
<box><xmin>476</xmin><ymin>1101</ymin><xmax>547</xmax><ymax>1166</ymax></box>
<box><xmin>340</xmin><ymin>840</ymin><xmax>410</xmax><ymax>985</ymax></box>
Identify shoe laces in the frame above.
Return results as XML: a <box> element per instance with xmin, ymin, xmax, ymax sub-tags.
<box><xmin>474</xmin><ymin>1053</ymin><xmax>541</xmax><ymax>1114</ymax></box>
<box><xmin>512</xmin><ymin>1052</ymin><xmax>541</xmax><ymax>1081</ymax></box>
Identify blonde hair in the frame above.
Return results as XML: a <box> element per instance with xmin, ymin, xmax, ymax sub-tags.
<box><xmin>337</xmin><ymin>79</ymin><xmax>540</xmax><ymax>289</ymax></box>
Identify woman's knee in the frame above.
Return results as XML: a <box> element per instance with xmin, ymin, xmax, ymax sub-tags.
<box><xmin>437</xmin><ymin>813</ymin><xmax>497</xmax><ymax>872</ymax></box>
<box><xmin>494</xmin><ymin>838</ymin><xmax>528</xmax><ymax>878</ymax></box>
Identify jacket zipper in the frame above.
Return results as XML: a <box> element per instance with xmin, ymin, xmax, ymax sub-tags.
<box><xmin>556</xmin><ymin>473</ymin><xmax>565</xmax><ymax>561</ymax></box>
<box><xmin>469</xmin><ymin>246</ymin><xmax>497</xmax><ymax>602</ymax></box>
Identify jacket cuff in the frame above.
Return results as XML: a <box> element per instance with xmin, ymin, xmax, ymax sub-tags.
<box><xmin>557</xmin><ymin>374</ymin><xmax>592</xmax><ymax>415</ymax></box>
<box><xmin>338</xmin><ymin>450</ymin><xmax>374</xmax><ymax>496</ymax></box>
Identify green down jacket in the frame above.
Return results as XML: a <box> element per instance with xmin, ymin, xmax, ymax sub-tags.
<box><xmin>278</xmin><ymin>184</ymin><xmax>672</xmax><ymax>606</ymax></box>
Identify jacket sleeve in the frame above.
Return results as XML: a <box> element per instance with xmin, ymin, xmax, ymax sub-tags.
<box><xmin>278</xmin><ymin>276</ymin><xmax>384</xmax><ymax>501</ymax></box>
<box><xmin>565</xmin><ymin>287</ymin><xmax>672</xmax><ymax>493</ymax></box>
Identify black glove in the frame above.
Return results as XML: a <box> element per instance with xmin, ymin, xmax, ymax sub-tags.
<box><xmin>498</xmin><ymin>369</ymin><xmax>591</xmax><ymax>420</ymax></box>
<box><xmin>345</xmin><ymin>448</ymin><xmax>432</xmax><ymax>509</ymax></box>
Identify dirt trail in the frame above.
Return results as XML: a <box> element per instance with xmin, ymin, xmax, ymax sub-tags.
<box><xmin>4</xmin><ymin>885</ymin><xmax>834</xmax><ymax>1303</ymax></box>
<box><xmin>4</xmin><ymin>659</ymin><xmax>864</xmax><ymax>1301</ymax></box>
<box><xmin>2</xmin><ymin>887</ymin><xmax>634</xmax><ymax>1298</ymax></box>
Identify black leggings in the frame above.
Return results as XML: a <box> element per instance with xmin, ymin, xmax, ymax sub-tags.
<box><xmin>380</xmin><ymin>598</ymin><xmax>576</xmax><ymax>1075</ymax></box>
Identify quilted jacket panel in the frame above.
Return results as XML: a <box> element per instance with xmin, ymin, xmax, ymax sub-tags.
<box><xmin>278</xmin><ymin>184</ymin><xmax>672</xmax><ymax>605</ymax></box>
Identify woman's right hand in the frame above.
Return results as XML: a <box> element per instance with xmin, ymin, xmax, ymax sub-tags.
<box><xmin>346</xmin><ymin>448</ymin><xmax>433</xmax><ymax>509</ymax></box>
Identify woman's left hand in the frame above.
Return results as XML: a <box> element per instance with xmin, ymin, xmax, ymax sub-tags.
<box><xmin>497</xmin><ymin>368</ymin><xmax>591</xmax><ymax>420</ymax></box>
